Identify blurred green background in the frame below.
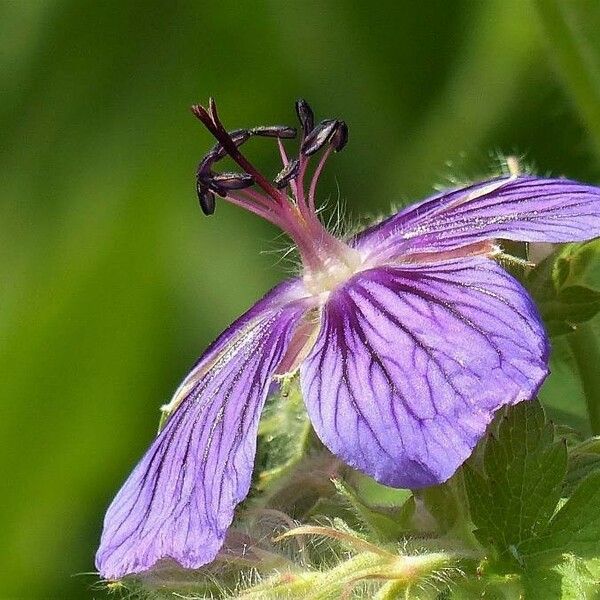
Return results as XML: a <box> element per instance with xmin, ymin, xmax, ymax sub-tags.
<box><xmin>2</xmin><ymin>1</ymin><xmax>600</xmax><ymax>598</ymax></box>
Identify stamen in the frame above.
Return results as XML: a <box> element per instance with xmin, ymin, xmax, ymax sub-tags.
<box><xmin>211</xmin><ymin>172</ymin><xmax>254</xmax><ymax>191</ymax></box>
<box><xmin>308</xmin><ymin>146</ymin><xmax>332</xmax><ymax>212</ymax></box>
<box><xmin>197</xmin><ymin>152</ymin><xmax>218</xmax><ymax>176</ymax></box>
<box><xmin>301</xmin><ymin>119</ymin><xmax>339</xmax><ymax>156</ymax></box>
<box><xmin>210</xmin><ymin>129</ymin><xmax>251</xmax><ymax>156</ymax></box>
<box><xmin>277</xmin><ymin>138</ymin><xmax>290</xmax><ymax>166</ymax></box>
<box><xmin>295</xmin><ymin>99</ymin><xmax>315</xmax><ymax>135</ymax></box>
<box><xmin>251</xmin><ymin>125</ymin><xmax>297</xmax><ymax>139</ymax></box>
<box><xmin>191</xmin><ymin>97</ymin><xmax>356</xmax><ymax>278</ymax></box>
<box><xmin>330</xmin><ymin>120</ymin><xmax>348</xmax><ymax>152</ymax></box>
<box><xmin>274</xmin><ymin>158</ymin><xmax>300</xmax><ymax>189</ymax></box>
<box><xmin>196</xmin><ymin>142</ymin><xmax>242</xmax><ymax>198</ymax></box>
<box><xmin>191</xmin><ymin>101</ymin><xmax>286</xmax><ymax>203</ymax></box>
<box><xmin>196</xmin><ymin>185</ymin><xmax>216</xmax><ymax>215</ymax></box>
<box><xmin>230</xmin><ymin>129</ymin><xmax>252</xmax><ymax>145</ymax></box>
<box><xmin>224</xmin><ymin>191</ymin><xmax>287</xmax><ymax>227</ymax></box>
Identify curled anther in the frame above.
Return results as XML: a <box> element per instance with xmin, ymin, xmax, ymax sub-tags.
<box><xmin>196</xmin><ymin>183</ymin><xmax>216</xmax><ymax>215</ymax></box>
<box><xmin>211</xmin><ymin>172</ymin><xmax>254</xmax><ymax>191</ymax></box>
<box><xmin>197</xmin><ymin>144</ymin><xmax>230</xmax><ymax>176</ymax></box>
<box><xmin>330</xmin><ymin>120</ymin><xmax>348</xmax><ymax>152</ymax></box>
<box><xmin>196</xmin><ymin>170</ymin><xmax>227</xmax><ymax>198</ymax></box>
<box><xmin>274</xmin><ymin>158</ymin><xmax>300</xmax><ymax>189</ymax></box>
<box><xmin>197</xmin><ymin>172</ymin><xmax>227</xmax><ymax>198</ymax></box>
<box><xmin>295</xmin><ymin>99</ymin><xmax>314</xmax><ymax>135</ymax></box>
<box><xmin>209</xmin><ymin>129</ymin><xmax>251</xmax><ymax>158</ymax></box>
<box><xmin>251</xmin><ymin>125</ymin><xmax>297</xmax><ymax>139</ymax></box>
<box><xmin>230</xmin><ymin>129</ymin><xmax>252</xmax><ymax>145</ymax></box>
<box><xmin>301</xmin><ymin>119</ymin><xmax>339</xmax><ymax>156</ymax></box>
<box><xmin>197</xmin><ymin>154</ymin><xmax>217</xmax><ymax>177</ymax></box>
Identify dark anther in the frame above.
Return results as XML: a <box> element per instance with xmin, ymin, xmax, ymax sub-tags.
<box><xmin>192</xmin><ymin>97</ymin><xmax>349</xmax><ymax>216</ymax></box>
<box><xmin>301</xmin><ymin>119</ymin><xmax>338</xmax><ymax>156</ymax></box>
<box><xmin>274</xmin><ymin>158</ymin><xmax>300</xmax><ymax>189</ymax></box>
<box><xmin>196</xmin><ymin>183</ymin><xmax>216</xmax><ymax>215</ymax></box>
<box><xmin>295</xmin><ymin>99</ymin><xmax>314</xmax><ymax>135</ymax></box>
<box><xmin>211</xmin><ymin>172</ymin><xmax>254</xmax><ymax>190</ymax></box>
<box><xmin>209</xmin><ymin>129</ymin><xmax>251</xmax><ymax>158</ymax></box>
<box><xmin>207</xmin><ymin>182</ymin><xmax>227</xmax><ymax>197</ymax></box>
<box><xmin>250</xmin><ymin>125</ymin><xmax>297</xmax><ymax>139</ymax></box>
<box><xmin>197</xmin><ymin>153</ymin><xmax>217</xmax><ymax>177</ymax></box>
<box><xmin>230</xmin><ymin>129</ymin><xmax>252</xmax><ymax>145</ymax></box>
<box><xmin>330</xmin><ymin>120</ymin><xmax>348</xmax><ymax>152</ymax></box>
<box><xmin>206</xmin><ymin>145</ymin><xmax>227</xmax><ymax>162</ymax></box>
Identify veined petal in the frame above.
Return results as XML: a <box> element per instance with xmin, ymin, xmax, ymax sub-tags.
<box><xmin>162</xmin><ymin>279</ymin><xmax>306</xmax><ymax>417</ymax></box>
<box><xmin>300</xmin><ymin>257</ymin><xmax>548</xmax><ymax>488</ymax></box>
<box><xmin>96</xmin><ymin>280</ymin><xmax>310</xmax><ymax>580</ymax></box>
<box><xmin>354</xmin><ymin>176</ymin><xmax>600</xmax><ymax>262</ymax></box>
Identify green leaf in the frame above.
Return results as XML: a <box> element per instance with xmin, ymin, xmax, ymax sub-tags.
<box><xmin>464</xmin><ymin>400</ymin><xmax>567</xmax><ymax>568</ymax></box>
<box><xmin>521</xmin><ymin>567</ymin><xmax>563</xmax><ymax>600</ymax></box>
<box><xmin>564</xmin><ymin>437</ymin><xmax>600</xmax><ymax>494</ymax></box>
<box><xmin>527</xmin><ymin>240</ymin><xmax>600</xmax><ymax>335</ymax></box>
<box><xmin>523</xmin><ymin>471</ymin><xmax>600</xmax><ymax>561</ymax></box>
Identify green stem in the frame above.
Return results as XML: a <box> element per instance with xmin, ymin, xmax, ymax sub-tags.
<box><xmin>534</xmin><ymin>0</ymin><xmax>600</xmax><ymax>158</ymax></box>
<box><xmin>567</xmin><ymin>322</ymin><xmax>600</xmax><ymax>434</ymax></box>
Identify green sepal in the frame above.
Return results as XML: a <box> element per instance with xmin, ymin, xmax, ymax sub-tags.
<box><xmin>527</xmin><ymin>240</ymin><xmax>600</xmax><ymax>335</ymax></box>
<box><xmin>419</xmin><ymin>470</ymin><xmax>474</xmax><ymax>538</ymax></box>
<box><xmin>331</xmin><ymin>479</ymin><xmax>413</xmax><ymax>542</ymax></box>
<box><xmin>564</xmin><ymin>436</ymin><xmax>600</xmax><ymax>494</ymax></box>
<box><xmin>254</xmin><ymin>373</ymin><xmax>313</xmax><ymax>484</ymax></box>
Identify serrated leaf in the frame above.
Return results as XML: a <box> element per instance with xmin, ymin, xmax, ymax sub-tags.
<box><xmin>527</xmin><ymin>240</ymin><xmax>600</xmax><ymax>335</ymax></box>
<box><xmin>523</xmin><ymin>471</ymin><xmax>600</xmax><ymax>561</ymax></box>
<box><xmin>464</xmin><ymin>400</ymin><xmax>567</xmax><ymax>568</ymax></box>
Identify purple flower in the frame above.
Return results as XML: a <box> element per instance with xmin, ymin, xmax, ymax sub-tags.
<box><xmin>96</xmin><ymin>99</ymin><xmax>600</xmax><ymax>580</ymax></box>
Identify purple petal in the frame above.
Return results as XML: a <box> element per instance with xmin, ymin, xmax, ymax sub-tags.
<box><xmin>96</xmin><ymin>280</ymin><xmax>310</xmax><ymax>580</ymax></box>
<box><xmin>354</xmin><ymin>176</ymin><xmax>600</xmax><ymax>262</ymax></box>
<box><xmin>300</xmin><ymin>257</ymin><xmax>548</xmax><ymax>488</ymax></box>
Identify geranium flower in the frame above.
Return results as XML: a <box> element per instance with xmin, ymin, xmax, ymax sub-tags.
<box><xmin>96</xmin><ymin>99</ymin><xmax>600</xmax><ymax>580</ymax></box>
